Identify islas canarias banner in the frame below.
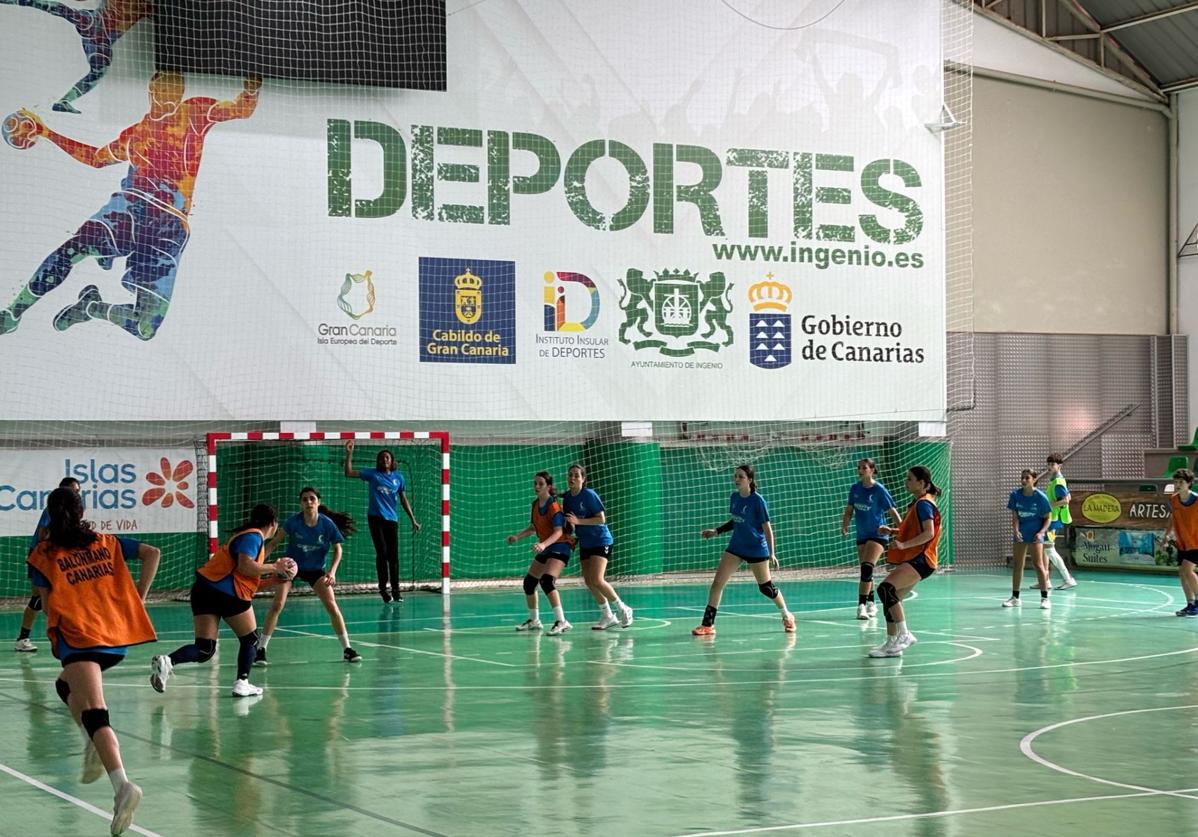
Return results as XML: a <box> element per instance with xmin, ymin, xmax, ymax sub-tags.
<box><xmin>0</xmin><ymin>1</ymin><xmax>947</xmax><ymax>422</ymax></box>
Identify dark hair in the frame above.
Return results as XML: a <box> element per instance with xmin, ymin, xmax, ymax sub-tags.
<box><xmin>907</xmin><ymin>465</ymin><xmax>941</xmax><ymax>497</ymax></box>
<box><xmin>568</xmin><ymin>463</ymin><xmax>587</xmax><ymax>480</ymax></box>
<box><xmin>1021</xmin><ymin>468</ymin><xmax>1038</xmax><ymax>480</ymax></box>
<box><xmin>299</xmin><ymin>486</ymin><xmax>357</xmax><ymax>537</ymax></box>
<box><xmin>45</xmin><ymin>486</ymin><xmax>96</xmax><ymax>549</ymax></box>
<box><xmin>1174</xmin><ymin>468</ymin><xmax>1195</xmax><ymax>484</ymax></box>
<box><xmin>375</xmin><ymin>449</ymin><xmax>395</xmax><ymax>472</ymax></box>
<box><xmin>1046</xmin><ymin>452</ymin><xmax>1064</xmax><ymax>465</ymax></box>
<box><xmin>857</xmin><ymin>458</ymin><xmax>878</xmax><ymax>474</ymax></box>
<box><xmin>736</xmin><ymin>463</ymin><xmax>758</xmax><ymax>493</ymax></box>
<box><xmin>58</xmin><ymin>477</ymin><xmax>80</xmax><ymax>490</ymax></box>
<box><xmin>534</xmin><ymin>471</ymin><xmax>556</xmax><ymax>497</ymax></box>
<box><xmin>231</xmin><ymin>503</ymin><xmax>278</xmax><ymax>535</ymax></box>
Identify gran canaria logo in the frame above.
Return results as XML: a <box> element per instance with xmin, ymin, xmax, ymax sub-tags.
<box><xmin>337</xmin><ymin>270</ymin><xmax>376</xmax><ymax>319</ymax></box>
<box><xmin>748</xmin><ymin>274</ymin><xmax>791</xmax><ymax>369</ymax></box>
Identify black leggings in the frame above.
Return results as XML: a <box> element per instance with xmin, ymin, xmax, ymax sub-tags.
<box><xmin>368</xmin><ymin>515</ymin><xmax>400</xmax><ymax>594</ymax></box>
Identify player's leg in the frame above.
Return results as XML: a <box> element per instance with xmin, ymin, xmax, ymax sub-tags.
<box><xmin>692</xmin><ymin>551</ymin><xmax>743</xmax><ymax>635</ymax></box>
<box><xmin>224</xmin><ymin>608</ymin><xmax>263</xmax><ymax>696</ymax></box>
<box><xmin>256</xmin><ymin>579</ymin><xmax>292</xmax><ymax>666</ymax></box>
<box><xmin>313</xmin><ymin>576</ymin><xmax>360</xmax><ymax>661</ymax></box>
<box><xmin>14</xmin><ymin>593</ymin><xmax>41</xmax><ymax>651</ymax></box>
<box><xmin>540</xmin><ymin>557</ymin><xmax>571</xmax><ymax>634</ymax></box>
<box><xmin>55</xmin><ymin>25</ymin><xmax>115</xmax><ymax>113</ymax></box>
<box><xmin>1005</xmin><ymin>542</ymin><xmax>1027</xmax><ymax>606</ymax></box>
<box><xmin>857</xmin><ymin>539</ymin><xmax>884</xmax><ymax>618</ymax></box>
<box><xmin>748</xmin><ymin>558</ymin><xmax>795</xmax><ymax>632</ymax></box>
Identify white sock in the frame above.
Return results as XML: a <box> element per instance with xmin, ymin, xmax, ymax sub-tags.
<box><xmin>552</xmin><ymin>605</ymin><xmax>565</xmax><ymax>622</ymax></box>
<box><xmin>896</xmin><ymin>621</ymin><xmax>908</xmax><ymax>636</ymax></box>
<box><xmin>611</xmin><ymin>597</ymin><xmax>624</xmax><ymax>609</ymax></box>
<box><xmin>337</xmin><ymin>632</ymin><xmax>350</xmax><ymax>650</ymax></box>
<box><xmin>260</xmin><ymin>634</ymin><xmax>272</xmax><ymax>649</ymax></box>
<box><xmin>599</xmin><ymin>602</ymin><xmax>613</xmax><ymax>616</ymax></box>
<box><xmin>108</xmin><ymin>767</ymin><xmax>128</xmax><ymax>793</ymax></box>
<box><xmin>528</xmin><ymin>608</ymin><xmax>539</xmax><ymax>622</ymax></box>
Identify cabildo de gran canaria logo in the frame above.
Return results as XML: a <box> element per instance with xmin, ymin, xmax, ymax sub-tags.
<box><xmin>318</xmin><ymin>269</ymin><xmax>397</xmax><ymax>346</ymax></box>
<box><xmin>420</xmin><ymin>257</ymin><xmax>516</xmax><ymax>364</ymax></box>
<box><xmin>617</xmin><ymin>268</ymin><xmax>732</xmax><ymax>361</ymax></box>
<box><xmin>748</xmin><ymin>274</ymin><xmax>791</xmax><ymax>370</ymax></box>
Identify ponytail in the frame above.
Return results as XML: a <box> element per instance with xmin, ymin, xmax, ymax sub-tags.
<box><xmin>318</xmin><ymin>504</ymin><xmax>357</xmax><ymax>537</ymax></box>
<box><xmin>736</xmin><ymin>463</ymin><xmax>758</xmax><ymax>493</ymax></box>
<box><xmin>45</xmin><ymin>487</ymin><xmax>96</xmax><ymax>550</ymax></box>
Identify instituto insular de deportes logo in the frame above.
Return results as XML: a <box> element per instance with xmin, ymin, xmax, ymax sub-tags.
<box><xmin>616</xmin><ymin>268</ymin><xmax>733</xmax><ymax>358</ymax></box>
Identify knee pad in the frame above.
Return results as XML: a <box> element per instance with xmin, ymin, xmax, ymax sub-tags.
<box><xmin>195</xmin><ymin>637</ymin><xmax>217</xmax><ymax>663</ymax></box>
<box><xmin>238</xmin><ymin>630</ymin><xmax>259</xmax><ymax>649</ymax></box>
<box><xmin>859</xmin><ymin>563</ymin><xmax>875</xmax><ymax>584</ymax></box>
<box><xmin>522</xmin><ymin>574</ymin><xmax>538</xmax><ymax>596</ymax></box>
<box><xmin>27</xmin><ymin>593</ymin><xmax>43</xmax><ymax>612</ymax></box>
<box><xmin>877</xmin><ymin>582</ymin><xmax>900</xmax><ymax>621</ymax></box>
<box><xmin>757</xmin><ymin>580</ymin><xmax>779</xmax><ymax>600</ymax></box>
<box><xmin>80</xmin><ymin>707</ymin><xmax>110</xmax><ymax>739</ymax></box>
<box><xmin>539</xmin><ymin>574</ymin><xmax>557</xmax><ymax>594</ymax></box>
<box><xmin>55</xmin><ymin>678</ymin><xmax>71</xmax><ymax>706</ymax></box>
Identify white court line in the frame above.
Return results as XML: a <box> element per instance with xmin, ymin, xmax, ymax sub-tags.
<box><xmin>1020</xmin><ymin>704</ymin><xmax>1198</xmax><ymax>800</ymax></box>
<box><xmin>272</xmin><ymin>627</ymin><xmax>518</xmax><ymax>667</ymax></box>
<box><xmin>0</xmin><ymin>761</ymin><xmax>164</xmax><ymax>837</ymax></box>
<box><xmin>669</xmin><ymin>786</ymin><xmax>1198</xmax><ymax>836</ymax></box>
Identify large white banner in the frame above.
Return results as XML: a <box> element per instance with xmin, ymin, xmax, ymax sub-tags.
<box><xmin>0</xmin><ymin>1</ymin><xmax>946</xmax><ymax>421</ymax></box>
<box><xmin>0</xmin><ymin>448</ymin><xmax>198</xmax><ymax>537</ymax></box>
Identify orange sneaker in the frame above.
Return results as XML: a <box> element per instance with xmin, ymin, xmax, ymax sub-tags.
<box><xmin>691</xmin><ymin>624</ymin><xmax>715</xmax><ymax>636</ymax></box>
<box><xmin>782</xmin><ymin>612</ymin><xmax>796</xmax><ymax>633</ymax></box>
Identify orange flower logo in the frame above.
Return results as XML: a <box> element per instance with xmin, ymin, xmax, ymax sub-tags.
<box><xmin>143</xmin><ymin>457</ymin><xmax>195</xmax><ymax>509</ymax></box>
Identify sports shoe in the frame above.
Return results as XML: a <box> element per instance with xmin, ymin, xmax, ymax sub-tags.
<box><xmin>343</xmin><ymin>647</ymin><xmax>362</xmax><ymax>662</ymax></box>
<box><xmin>0</xmin><ymin>308</ymin><xmax>19</xmax><ymax>335</ymax></box>
<box><xmin>1176</xmin><ymin>604</ymin><xmax>1192</xmax><ymax>617</ymax></box>
<box><xmin>547</xmin><ymin>619</ymin><xmax>572</xmax><ymax>636</ymax></box>
<box><xmin>691</xmin><ymin>624</ymin><xmax>715</xmax><ymax>636</ymax></box>
<box><xmin>866</xmin><ymin>601</ymin><xmax>877</xmax><ymax>618</ymax></box>
<box><xmin>1002</xmin><ymin>596</ymin><xmax>1021</xmax><ymax>608</ymax></box>
<box><xmin>782</xmin><ymin>612</ymin><xmax>796</xmax><ymax>633</ymax></box>
<box><xmin>516</xmin><ymin>618</ymin><xmax>543</xmax><ymax>632</ymax></box>
<box><xmin>149</xmin><ymin>654</ymin><xmax>173</xmax><ymax>693</ymax></box>
<box><xmin>1040</xmin><ymin>597</ymin><xmax>1052</xmax><ymax>610</ymax></box>
<box><xmin>80</xmin><ymin>738</ymin><xmax>104</xmax><ymax>784</ymax></box>
<box><xmin>52</xmin><ymin>283</ymin><xmax>101</xmax><ymax>332</ymax></box>
<box><xmin>856</xmin><ymin>604</ymin><xmax>869</xmax><ymax>620</ymax></box>
<box><xmin>1185</xmin><ymin>603</ymin><xmax>1198</xmax><ymax>617</ymax></box>
<box><xmin>617</xmin><ymin>604</ymin><xmax>634</xmax><ymax>628</ymax></box>
<box><xmin>893</xmin><ymin>632</ymin><xmax>918</xmax><ymax>652</ymax></box>
<box><xmin>592</xmin><ymin>613</ymin><xmax>619</xmax><ymax>631</ymax></box>
<box><xmin>13</xmin><ymin>637</ymin><xmax>36</xmax><ymax>652</ymax></box>
<box><xmin>110</xmin><ymin>781</ymin><xmax>142</xmax><ymax>836</ymax></box>
<box><xmin>253</xmin><ymin>647</ymin><xmax>268</xmax><ymax>667</ymax></box>
<box><xmin>867</xmin><ymin>636</ymin><xmax>899</xmax><ymax>657</ymax></box>
<box><xmin>391</xmin><ymin>589</ymin><xmax>404</xmax><ymax>602</ymax></box>
<box><xmin>1056</xmin><ymin>578</ymin><xmax>1078</xmax><ymax>590</ymax></box>
<box><xmin>231</xmin><ymin>678</ymin><xmax>263</xmax><ymax>697</ymax></box>
<box><xmin>380</xmin><ymin>590</ymin><xmax>393</xmax><ymax>603</ymax></box>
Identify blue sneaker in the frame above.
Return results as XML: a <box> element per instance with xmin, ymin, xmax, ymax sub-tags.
<box><xmin>1185</xmin><ymin>603</ymin><xmax>1198</xmax><ymax>617</ymax></box>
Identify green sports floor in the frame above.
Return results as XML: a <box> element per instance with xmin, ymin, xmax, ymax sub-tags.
<box><xmin>1</xmin><ymin>571</ymin><xmax>1196</xmax><ymax>836</ymax></box>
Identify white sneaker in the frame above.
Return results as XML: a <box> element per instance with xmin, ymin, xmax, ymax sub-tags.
<box><xmin>1056</xmin><ymin>578</ymin><xmax>1078</xmax><ymax>590</ymax></box>
<box><xmin>13</xmin><ymin>637</ymin><xmax>36</xmax><ymax>652</ymax></box>
<box><xmin>1002</xmin><ymin>596</ymin><xmax>1021</xmax><ymax>608</ymax></box>
<box><xmin>80</xmin><ymin>738</ymin><xmax>104</xmax><ymax>784</ymax></box>
<box><xmin>515</xmin><ymin>618</ymin><xmax>543</xmax><ymax>632</ymax></box>
<box><xmin>230</xmin><ymin>678</ymin><xmax>263</xmax><ymax>697</ymax></box>
<box><xmin>867</xmin><ymin>636</ymin><xmax>899</xmax><ymax>658</ymax></box>
<box><xmin>893</xmin><ymin>632</ymin><xmax>918</xmax><ymax>652</ymax></box>
<box><xmin>110</xmin><ymin>781</ymin><xmax>142</xmax><ymax>836</ymax></box>
<box><xmin>1040</xmin><ymin>597</ymin><xmax>1052</xmax><ymax>610</ymax></box>
<box><xmin>866</xmin><ymin>601</ymin><xmax>877</xmax><ymax>618</ymax></box>
<box><xmin>547</xmin><ymin>619</ymin><xmax>572</xmax><ymax>636</ymax></box>
<box><xmin>856</xmin><ymin>604</ymin><xmax>869</xmax><ymax>620</ymax></box>
<box><xmin>149</xmin><ymin>654</ymin><xmax>173</xmax><ymax>693</ymax></box>
<box><xmin>617</xmin><ymin>605</ymin><xmax>634</xmax><ymax>628</ymax></box>
<box><xmin>592</xmin><ymin>613</ymin><xmax>618</xmax><ymax>631</ymax></box>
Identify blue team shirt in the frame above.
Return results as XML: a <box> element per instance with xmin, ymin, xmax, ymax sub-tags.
<box><xmin>1008</xmin><ymin>488</ymin><xmax>1051</xmax><ymax>543</ymax></box>
<box><xmin>562</xmin><ymin>488</ymin><xmax>613</xmax><ymax>547</ymax></box>
<box><xmin>283</xmin><ymin>512</ymin><xmax>345</xmax><ymax>571</ymax></box>
<box><xmin>29</xmin><ymin>509</ymin><xmax>49</xmax><ymax>551</ymax></box>
<box><xmin>199</xmin><ymin>531</ymin><xmax>263</xmax><ymax>596</ymax></box>
<box><xmin>359</xmin><ymin>468</ymin><xmax>405</xmax><ymax>521</ymax></box>
<box><xmin>727</xmin><ymin>491</ymin><xmax>770</xmax><ymax>558</ymax></box>
<box><xmin>847</xmin><ymin>482</ymin><xmax>897</xmax><ymax>540</ymax></box>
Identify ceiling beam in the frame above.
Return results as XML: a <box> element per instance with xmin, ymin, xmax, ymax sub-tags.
<box><xmin>1102</xmin><ymin>1</ymin><xmax>1198</xmax><ymax>33</ymax></box>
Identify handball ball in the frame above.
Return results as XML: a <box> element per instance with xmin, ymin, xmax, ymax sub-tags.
<box><xmin>2</xmin><ymin>112</ymin><xmax>39</xmax><ymax>150</ymax></box>
<box><xmin>277</xmin><ymin>558</ymin><xmax>298</xmax><ymax>579</ymax></box>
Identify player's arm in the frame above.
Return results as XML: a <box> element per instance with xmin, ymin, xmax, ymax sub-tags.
<box><xmin>399</xmin><ymin>490</ymin><xmax>421</xmax><ymax>533</ymax></box>
<box><xmin>19</xmin><ymin>109</ymin><xmax>120</xmax><ymax>167</ymax></box>
<box><xmin>888</xmin><ymin>507</ymin><xmax>903</xmax><ymax>527</ymax></box>
<box><xmin>343</xmin><ymin>440</ymin><xmax>360</xmax><ymax>478</ymax></box>
<box><xmin>1011</xmin><ymin>511</ymin><xmax>1022</xmax><ymax>541</ymax></box>
<box><xmin>566</xmin><ymin>509</ymin><xmax>605</xmax><ymax>526</ymax></box>
<box><xmin>132</xmin><ymin>543</ymin><xmax>161</xmax><ymax>601</ymax></box>
<box><xmin>235</xmin><ymin>549</ymin><xmax>285</xmax><ymax>579</ymax></box>
<box><xmin>702</xmin><ymin>519</ymin><xmax>734</xmax><ymax>539</ymax></box>
<box><xmin>1036</xmin><ymin>513</ymin><xmax>1051</xmax><ymax>541</ymax></box>
<box><xmin>208</xmin><ymin>76</ymin><xmax>262</xmax><ymax>122</ymax></box>
<box><xmin>896</xmin><ymin>515</ymin><xmax>935</xmax><ymax>551</ymax></box>
<box><xmin>840</xmin><ymin>504</ymin><xmax>853</xmax><ymax>536</ymax></box>
<box><xmin>506</xmin><ymin>525</ymin><xmax>534</xmax><ymax>545</ymax></box>
<box><xmin>326</xmin><ymin>542</ymin><xmax>343</xmax><ymax>581</ymax></box>
<box><xmin>534</xmin><ymin>526</ymin><xmax>562</xmax><ymax>554</ymax></box>
<box><xmin>764</xmin><ymin>520</ymin><xmax>777</xmax><ymax>567</ymax></box>
<box><xmin>263</xmin><ymin>528</ymin><xmax>287</xmax><ymax>556</ymax></box>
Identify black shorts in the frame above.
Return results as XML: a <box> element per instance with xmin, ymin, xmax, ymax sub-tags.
<box><xmin>535</xmin><ymin>551</ymin><xmax>571</xmax><ymax>567</ymax></box>
<box><xmin>295</xmin><ymin>568</ymin><xmax>327</xmax><ymax>586</ymax></box>
<box><xmin>727</xmin><ymin>549</ymin><xmax>771</xmax><ymax>564</ymax></box>
<box><xmin>190</xmin><ymin>576</ymin><xmax>252</xmax><ymax>617</ymax></box>
<box><xmin>1180</xmin><ymin>549</ymin><xmax>1198</xmax><ymax>565</ymax></box>
<box><xmin>60</xmin><ymin>652</ymin><xmax>124</xmax><ymax>672</ymax></box>
<box><xmin>906</xmin><ymin>554</ymin><xmax>937</xmax><ymax>580</ymax></box>
<box><xmin>580</xmin><ymin>545</ymin><xmax>612</xmax><ymax>561</ymax></box>
<box><xmin>857</xmin><ymin>537</ymin><xmax>889</xmax><ymax>548</ymax></box>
